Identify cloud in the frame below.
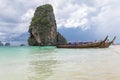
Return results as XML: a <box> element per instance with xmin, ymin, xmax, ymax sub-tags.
<box><xmin>0</xmin><ymin>0</ymin><xmax>35</xmax><ymax>42</ymax></box>
<box><xmin>50</xmin><ymin>0</ymin><xmax>120</xmax><ymax>42</ymax></box>
<box><xmin>0</xmin><ymin>0</ymin><xmax>120</xmax><ymax>44</ymax></box>
<box><xmin>47</xmin><ymin>0</ymin><xmax>97</xmax><ymax>30</ymax></box>
<box><xmin>21</xmin><ymin>9</ymin><xmax>34</xmax><ymax>22</ymax></box>
<box><xmin>92</xmin><ymin>0</ymin><xmax>120</xmax><ymax>39</ymax></box>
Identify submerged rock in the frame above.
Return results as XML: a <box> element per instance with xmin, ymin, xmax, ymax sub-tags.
<box><xmin>28</xmin><ymin>4</ymin><xmax>67</xmax><ymax>46</ymax></box>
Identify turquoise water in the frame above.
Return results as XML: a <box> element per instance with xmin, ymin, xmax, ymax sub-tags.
<box><xmin>0</xmin><ymin>45</ymin><xmax>120</xmax><ymax>80</ymax></box>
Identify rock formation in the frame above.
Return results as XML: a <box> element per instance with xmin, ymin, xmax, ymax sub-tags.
<box><xmin>57</xmin><ymin>32</ymin><xmax>67</xmax><ymax>45</ymax></box>
<box><xmin>0</xmin><ymin>41</ymin><xmax>3</xmax><ymax>46</ymax></box>
<box><xmin>20</xmin><ymin>44</ymin><xmax>25</xmax><ymax>46</ymax></box>
<box><xmin>28</xmin><ymin>4</ymin><xmax>67</xmax><ymax>46</ymax></box>
<box><xmin>5</xmin><ymin>43</ymin><xmax>10</xmax><ymax>46</ymax></box>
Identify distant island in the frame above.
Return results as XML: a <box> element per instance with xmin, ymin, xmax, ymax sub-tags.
<box><xmin>0</xmin><ymin>41</ymin><xmax>3</xmax><ymax>46</ymax></box>
<box><xmin>28</xmin><ymin>4</ymin><xmax>67</xmax><ymax>46</ymax></box>
<box><xmin>0</xmin><ymin>41</ymin><xmax>10</xmax><ymax>46</ymax></box>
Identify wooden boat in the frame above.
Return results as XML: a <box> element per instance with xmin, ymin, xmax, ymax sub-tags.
<box><xmin>56</xmin><ymin>36</ymin><xmax>116</xmax><ymax>48</ymax></box>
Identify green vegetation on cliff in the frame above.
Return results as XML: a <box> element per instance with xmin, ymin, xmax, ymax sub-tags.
<box><xmin>31</xmin><ymin>4</ymin><xmax>53</xmax><ymax>27</ymax></box>
<box><xmin>28</xmin><ymin>4</ymin><xmax>67</xmax><ymax>46</ymax></box>
<box><xmin>57</xmin><ymin>32</ymin><xmax>67</xmax><ymax>45</ymax></box>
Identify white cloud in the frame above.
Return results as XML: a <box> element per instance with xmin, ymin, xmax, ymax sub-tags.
<box><xmin>56</xmin><ymin>4</ymin><xmax>89</xmax><ymax>28</ymax></box>
<box><xmin>49</xmin><ymin>0</ymin><xmax>96</xmax><ymax>29</ymax></box>
<box><xmin>0</xmin><ymin>0</ymin><xmax>36</xmax><ymax>41</ymax></box>
<box><xmin>0</xmin><ymin>31</ymin><xmax>7</xmax><ymax>40</ymax></box>
<box><xmin>92</xmin><ymin>0</ymin><xmax>120</xmax><ymax>38</ymax></box>
<box><xmin>21</xmin><ymin>9</ymin><xmax>34</xmax><ymax>22</ymax></box>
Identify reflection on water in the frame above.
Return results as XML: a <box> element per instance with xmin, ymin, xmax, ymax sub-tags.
<box><xmin>0</xmin><ymin>46</ymin><xmax>120</xmax><ymax>80</ymax></box>
<box><xmin>29</xmin><ymin>60</ymin><xmax>57</xmax><ymax>80</ymax></box>
<box><xmin>28</xmin><ymin>46</ymin><xmax>57</xmax><ymax>80</ymax></box>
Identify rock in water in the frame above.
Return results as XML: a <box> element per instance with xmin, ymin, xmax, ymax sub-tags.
<box><xmin>57</xmin><ymin>32</ymin><xmax>67</xmax><ymax>45</ymax></box>
<box><xmin>0</xmin><ymin>41</ymin><xmax>3</xmax><ymax>46</ymax></box>
<box><xmin>20</xmin><ymin>44</ymin><xmax>25</xmax><ymax>46</ymax></box>
<box><xmin>28</xmin><ymin>4</ymin><xmax>67</xmax><ymax>46</ymax></box>
<box><xmin>5</xmin><ymin>43</ymin><xmax>10</xmax><ymax>46</ymax></box>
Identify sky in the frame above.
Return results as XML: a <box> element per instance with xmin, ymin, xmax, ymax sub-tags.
<box><xmin>0</xmin><ymin>0</ymin><xmax>120</xmax><ymax>45</ymax></box>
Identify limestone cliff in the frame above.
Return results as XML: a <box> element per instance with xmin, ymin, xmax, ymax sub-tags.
<box><xmin>28</xmin><ymin>4</ymin><xmax>67</xmax><ymax>46</ymax></box>
<box><xmin>57</xmin><ymin>32</ymin><xmax>67</xmax><ymax>45</ymax></box>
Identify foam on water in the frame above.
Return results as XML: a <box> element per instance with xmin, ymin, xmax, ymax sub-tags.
<box><xmin>0</xmin><ymin>45</ymin><xmax>120</xmax><ymax>80</ymax></box>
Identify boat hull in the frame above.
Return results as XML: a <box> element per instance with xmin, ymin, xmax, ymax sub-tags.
<box><xmin>56</xmin><ymin>43</ymin><xmax>110</xmax><ymax>48</ymax></box>
<box><xmin>56</xmin><ymin>36</ymin><xmax>116</xmax><ymax>48</ymax></box>
<box><xmin>56</xmin><ymin>42</ymin><xmax>101</xmax><ymax>48</ymax></box>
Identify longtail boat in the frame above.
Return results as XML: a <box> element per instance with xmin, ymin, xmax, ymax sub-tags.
<box><xmin>56</xmin><ymin>36</ymin><xmax>116</xmax><ymax>48</ymax></box>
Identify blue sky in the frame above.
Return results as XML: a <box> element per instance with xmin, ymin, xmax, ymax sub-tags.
<box><xmin>0</xmin><ymin>0</ymin><xmax>120</xmax><ymax>45</ymax></box>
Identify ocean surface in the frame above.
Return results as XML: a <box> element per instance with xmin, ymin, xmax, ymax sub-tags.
<box><xmin>0</xmin><ymin>45</ymin><xmax>120</xmax><ymax>80</ymax></box>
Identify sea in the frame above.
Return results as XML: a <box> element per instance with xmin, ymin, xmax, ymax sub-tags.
<box><xmin>0</xmin><ymin>45</ymin><xmax>120</xmax><ymax>80</ymax></box>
